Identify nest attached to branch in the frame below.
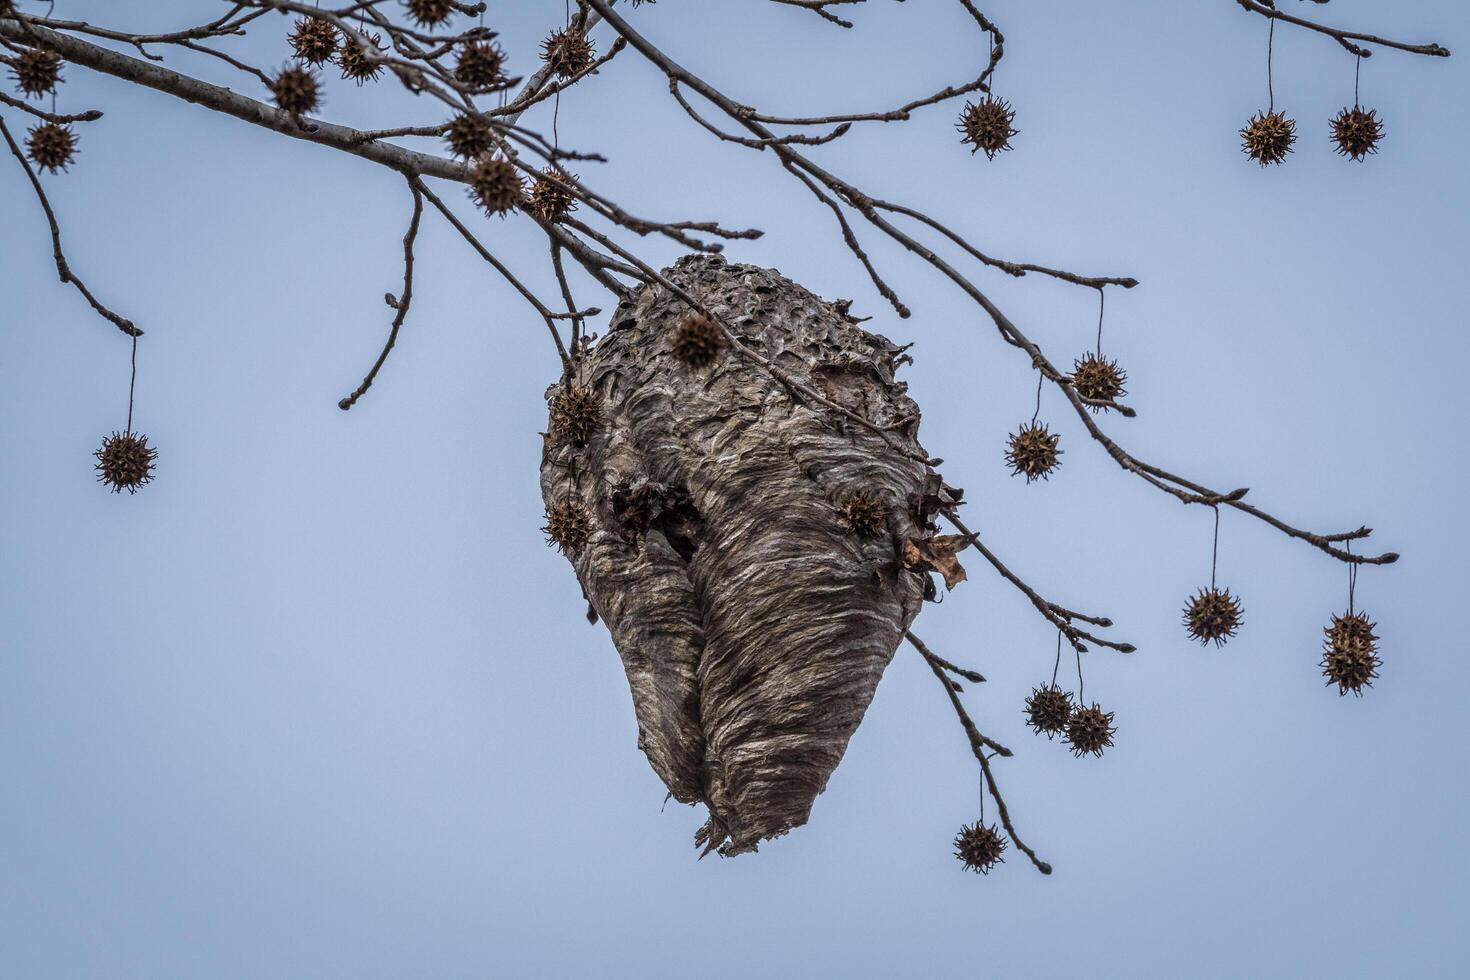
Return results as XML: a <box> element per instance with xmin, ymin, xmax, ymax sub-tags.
<box><xmin>541</xmin><ymin>255</ymin><xmax>947</xmax><ymax>856</ymax></box>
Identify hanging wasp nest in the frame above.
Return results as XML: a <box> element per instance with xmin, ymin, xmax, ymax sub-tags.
<box><xmin>541</xmin><ymin>254</ymin><xmax>948</xmax><ymax>856</ymax></box>
<box><xmin>1330</xmin><ymin>106</ymin><xmax>1384</xmax><ymax>161</ymax></box>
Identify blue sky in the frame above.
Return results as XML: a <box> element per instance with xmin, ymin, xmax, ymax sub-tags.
<box><xmin>3</xmin><ymin>1</ymin><xmax>1468</xmax><ymax>976</ymax></box>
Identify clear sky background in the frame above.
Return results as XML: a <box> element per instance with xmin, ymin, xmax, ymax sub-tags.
<box><xmin>3</xmin><ymin>1</ymin><xmax>1468</xmax><ymax>977</ymax></box>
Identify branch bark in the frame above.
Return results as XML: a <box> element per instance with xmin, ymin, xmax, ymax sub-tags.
<box><xmin>0</xmin><ymin>17</ymin><xmax>465</xmax><ymax>180</ymax></box>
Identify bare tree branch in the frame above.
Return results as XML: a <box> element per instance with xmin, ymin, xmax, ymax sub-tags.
<box><xmin>0</xmin><ymin>114</ymin><xmax>140</xmax><ymax>336</ymax></box>
<box><xmin>1235</xmin><ymin>0</ymin><xmax>1451</xmax><ymax>58</ymax></box>
<box><xmin>339</xmin><ymin>178</ymin><xmax>425</xmax><ymax>410</ymax></box>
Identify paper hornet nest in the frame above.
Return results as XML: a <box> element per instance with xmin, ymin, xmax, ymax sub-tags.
<box><xmin>541</xmin><ymin>253</ymin><xmax>965</xmax><ymax>856</ymax></box>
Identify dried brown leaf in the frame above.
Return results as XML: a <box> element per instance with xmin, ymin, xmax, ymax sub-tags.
<box><xmin>902</xmin><ymin>533</ymin><xmax>969</xmax><ymax>590</ymax></box>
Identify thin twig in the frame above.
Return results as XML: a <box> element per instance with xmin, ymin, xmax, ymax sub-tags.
<box><xmin>914</xmin><ymin>636</ymin><xmax>1053</xmax><ymax>876</ymax></box>
<box><xmin>0</xmin><ymin>115</ymin><xmax>141</xmax><ymax>336</ymax></box>
<box><xmin>1234</xmin><ymin>0</ymin><xmax>1451</xmax><ymax>58</ymax></box>
<box><xmin>339</xmin><ymin>177</ymin><xmax>424</xmax><ymax>410</ymax></box>
<box><xmin>906</xmin><ymin>630</ymin><xmax>985</xmax><ymax>684</ymax></box>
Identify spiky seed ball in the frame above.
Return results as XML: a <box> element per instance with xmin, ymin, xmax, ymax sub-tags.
<box><xmin>527</xmin><ymin>167</ymin><xmax>578</xmax><ymax>222</ymax></box>
<box><xmin>339</xmin><ymin>30</ymin><xmax>386</xmax><ymax>84</ymax></box>
<box><xmin>1005</xmin><ymin>422</ymin><xmax>1061</xmax><ymax>482</ymax></box>
<box><xmin>1025</xmin><ymin>684</ymin><xmax>1074</xmax><ymax>739</ymax></box>
<box><xmin>548</xmin><ymin>385</ymin><xmax>601</xmax><ymax>447</ymax></box>
<box><xmin>953</xmin><ymin>822</ymin><xmax>1007</xmax><ymax>875</ymax></box>
<box><xmin>455</xmin><ymin>38</ymin><xmax>506</xmax><ymax>93</ymax></box>
<box><xmin>94</xmin><ymin>431</ymin><xmax>157</xmax><ymax>494</ymax></box>
<box><xmin>1326</xmin><ymin>611</ymin><xmax>1378</xmax><ymax>653</ymax></box>
<box><xmin>26</xmin><ymin>122</ymin><xmax>76</xmax><ymax>173</ymax></box>
<box><xmin>838</xmin><ymin>489</ymin><xmax>888</xmax><ymax>539</ymax></box>
<box><xmin>405</xmin><ymin>0</ymin><xmax>454</xmax><ymax>27</ymax></box>
<box><xmin>1071</xmin><ymin>353</ymin><xmax>1128</xmax><ymax>411</ymax></box>
<box><xmin>1184</xmin><ymin>587</ymin><xmax>1243</xmax><ymax>647</ymax></box>
<box><xmin>957</xmin><ymin>96</ymin><xmax>1017</xmax><ymax>160</ymax></box>
<box><xmin>466</xmin><ymin>155</ymin><xmax>523</xmax><ymax>216</ymax></box>
<box><xmin>542</xmin><ymin>27</ymin><xmax>594</xmax><ymax>80</ymax></box>
<box><xmin>543</xmin><ymin>497</ymin><xmax>592</xmax><ymax>554</ymax></box>
<box><xmin>1321</xmin><ymin>611</ymin><xmax>1381</xmax><ymax>696</ymax></box>
<box><xmin>444</xmin><ymin>112</ymin><xmax>494</xmax><ymax>160</ymax></box>
<box><xmin>1241</xmin><ymin>109</ymin><xmax>1297</xmax><ymax>166</ymax></box>
<box><xmin>670</xmin><ymin>312</ymin><xmax>725</xmax><ymax>368</ymax></box>
<box><xmin>1330</xmin><ymin>106</ymin><xmax>1384</xmax><ymax>162</ymax></box>
<box><xmin>1322</xmin><ymin>647</ymin><xmax>1380</xmax><ymax>696</ymax></box>
<box><xmin>289</xmin><ymin>17</ymin><xmax>339</xmax><ymax>66</ymax></box>
<box><xmin>269</xmin><ymin>65</ymin><xmax>320</xmax><ymax>115</ymax></box>
<box><xmin>1065</xmin><ymin>703</ymin><xmax>1116</xmax><ymax>758</ymax></box>
<box><xmin>10</xmin><ymin>46</ymin><xmax>62</xmax><ymax>99</ymax></box>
